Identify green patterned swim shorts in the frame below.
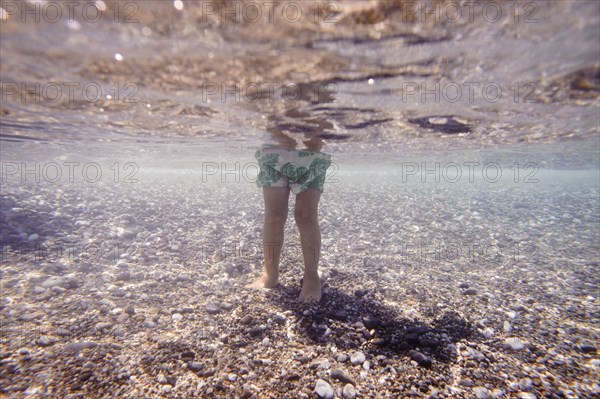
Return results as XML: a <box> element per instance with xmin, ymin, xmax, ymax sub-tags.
<box><xmin>255</xmin><ymin>145</ymin><xmax>332</xmax><ymax>194</ymax></box>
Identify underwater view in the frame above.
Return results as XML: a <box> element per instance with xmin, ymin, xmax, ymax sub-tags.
<box><xmin>1</xmin><ymin>0</ymin><xmax>599</xmax><ymax>398</ymax></box>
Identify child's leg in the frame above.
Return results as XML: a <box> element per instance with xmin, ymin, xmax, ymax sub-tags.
<box><xmin>294</xmin><ymin>188</ymin><xmax>322</xmax><ymax>302</ymax></box>
<box><xmin>248</xmin><ymin>186</ymin><xmax>290</xmax><ymax>288</ymax></box>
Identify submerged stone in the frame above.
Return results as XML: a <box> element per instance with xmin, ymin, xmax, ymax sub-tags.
<box><xmin>314</xmin><ymin>379</ymin><xmax>334</xmax><ymax>399</ymax></box>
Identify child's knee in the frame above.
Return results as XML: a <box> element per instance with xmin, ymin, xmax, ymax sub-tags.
<box><xmin>266</xmin><ymin>208</ymin><xmax>288</xmax><ymax>225</ymax></box>
<box><xmin>294</xmin><ymin>207</ymin><xmax>317</xmax><ymax>226</ymax></box>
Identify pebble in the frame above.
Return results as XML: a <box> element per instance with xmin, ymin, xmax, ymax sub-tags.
<box><xmin>408</xmin><ymin>350</ymin><xmax>432</xmax><ymax>368</ymax></box>
<box><xmin>285</xmin><ymin>373</ymin><xmax>301</xmax><ymax>381</ymax></box>
<box><xmin>463</xmin><ymin>289</ymin><xmax>478</xmax><ymax>295</ymax></box>
<box><xmin>176</xmin><ymin>273</ymin><xmax>190</xmax><ymax>282</ymax></box>
<box><xmin>172</xmin><ymin>313</ymin><xmax>183</xmax><ymax>322</ymax></box>
<box><xmin>205</xmin><ymin>304</ymin><xmax>221</xmax><ymax>315</ymax></box>
<box><xmin>579</xmin><ymin>344</ymin><xmax>596</xmax><ymax>354</ymax></box>
<box><xmin>51</xmin><ymin>286</ymin><xmax>66</xmax><ymax>294</ymax></box>
<box><xmin>361</xmin><ymin>328</ymin><xmax>372</xmax><ymax>340</ymax></box>
<box><xmin>505</xmin><ymin>337</ymin><xmax>525</xmax><ymax>350</ymax></box>
<box><xmin>459</xmin><ymin>378</ymin><xmax>474</xmax><ymax>387</ymax></box>
<box><xmin>32</xmin><ymin>286</ymin><xmax>45</xmax><ymax>294</ymax></box>
<box><xmin>466</xmin><ymin>347</ymin><xmax>486</xmax><ymax>361</ymax></box>
<box><xmin>181</xmin><ymin>350</ymin><xmax>195</xmax><ymax>360</ymax></box>
<box><xmin>95</xmin><ymin>322</ymin><xmax>112</xmax><ymax>331</ymax></box>
<box><xmin>112</xmin><ymin>289</ymin><xmax>127</xmax><ymax>297</ymax></box>
<box><xmin>115</xmin><ymin>272</ymin><xmax>131</xmax><ymax>282</ymax></box>
<box><xmin>350</xmin><ymin>351</ymin><xmax>366</xmax><ymax>365</ymax></box>
<box><xmin>157</xmin><ymin>373</ymin><xmax>168</xmax><ymax>384</ymax></box>
<box><xmin>187</xmin><ymin>362</ymin><xmax>203</xmax><ymax>372</ymax></box>
<box><xmin>519</xmin><ymin>378</ymin><xmax>533</xmax><ymax>390</ymax></box>
<box><xmin>516</xmin><ymin>393</ymin><xmax>537</xmax><ymax>399</ymax></box>
<box><xmin>332</xmin><ymin>310</ymin><xmax>348</xmax><ymax>321</ymax></box>
<box><xmin>473</xmin><ymin>387</ymin><xmax>491</xmax><ymax>399</ymax></box>
<box><xmin>63</xmin><ymin>342</ymin><xmax>98</xmax><ymax>353</ymax></box>
<box><xmin>20</xmin><ymin>312</ymin><xmax>43</xmax><ymax>322</ymax></box>
<box><xmin>41</xmin><ymin>276</ymin><xmax>65</xmax><ymax>289</ymax></box>
<box><xmin>144</xmin><ymin>320</ymin><xmax>157</xmax><ymax>329</ymax></box>
<box><xmin>330</xmin><ymin>369</ymin><xmax>355</xmax><ymax>385</ymax></box>
<box><xmin>82</xmin><ymin>361</ymin><xmax>96</xmax><ymax>370</ymax></box>
<box><xmin>24</xmin><ymin>387</ymin><xmax>41</xmax><ymax>395</ymax></box>
<box><xmin>48</xmin><ymin>275</ymin><xmax>80</xmax><ymax>289</ymax></box>
<box><xmin>405</xmin><ymin>332</ymin><xmax>419</xmax><ymax>345</ymax></box>
<box><xmin>36</xmin><ymin>337</ymin><xmax>56</xmax><ymax>347</ymax></box>
<box><xmin>482</xmin><ymin>328</ymin><xmax>494</xmax><ymax>338</ymax></box>
<box><xmin>362</xmin><ymin>315</ymin><xmax>380</xmax><ymax>329</ymax></box>
<box><xmin>314</xmin><ymin>379</ymin><xmax>334</xmax><ymax>399</ymax></box>
<box><xmin>343</xmin><ymin>383</ymin><xmax>357</xmax><ymax>399</ymax></box>
<box><xmin>55</xmin><ymin>328</ymin><xmax>72</xmax><ymax>337</ymax></box>
<box><xmin>337</xmin><ymin>354</ymin><xmax>349</xmax><ymax>363</ymax></box>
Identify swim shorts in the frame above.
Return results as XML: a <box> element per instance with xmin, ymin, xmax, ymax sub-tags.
<box><xmin>255</xmin><ymin>144</ymin><xmax>332</xmax><ymax>194</ymax></box>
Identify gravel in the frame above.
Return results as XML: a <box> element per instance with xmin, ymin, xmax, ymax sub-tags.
<box><xmin>0</xmin><ymin>175</ymin><xmax>598</xmax><ymax>399</ymax></box>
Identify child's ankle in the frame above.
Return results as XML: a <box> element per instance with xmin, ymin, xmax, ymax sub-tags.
<box><xmin>262</xmin><ymin>272</ymin><xmax>279</xmax><ymax>287</ymax></box>
<box><xmin>302</xmin><ymin>270</ymin><xmax>319</xmax><ymax>281</ymax></box>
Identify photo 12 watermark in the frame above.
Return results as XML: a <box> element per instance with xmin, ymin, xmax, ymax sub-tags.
<box><xmin>0</xmin><ymin>320</ymin><xmax>48</xmax><ymax>346</ymax></box>
<box><xmin>195</xmin><ymin>0</ymin><xmax>341</xmax><ymax>24</ymax></box>
<box><xmin>1</xmin><ymin>241</ymin><xmax>140</xmax><ymax>264</ymax></box>
<box><xmin>398</xmin><ymin>161</ymin><xmax>540</xmax><ymax>184</ymax></box>
<box><xmin>198</xmin><ymin>81</ymin><xmax>338</xmax><ymax>104</ymax></box>
<box><xmin>191</xmin><ymin>238</ymin><xmax>540</xmax><ymax>267</ymax></box>
<box><xmin>0</xmin><ymin>0</ymin><xmax>139</xmax><ymax>24</ymax></box>
<box><xmin>0</xmin><ymin>81</ymin><xmax>139</xmax><ymax>104</ymax></box>
<box><xmin>198</xmin><ymin>160</ymin><xmax>339</xmax><ymax>185</ymax></box>
<box><xmin>0</xmin><ymin>1</ymin><xmax>541</xmax><ymax>26</ymax></box>
<box><xmin>399</xmin><ymin>81</ymin><xmax>540</xmax><ymax>104</ymax></box>
<box><xmin>397</xmin><ymin>1</ymin><xmax>540</xmax><ymax>24</ymax></box>
<box><xmin>1</xmin><ymin>161</ymin><xmax>140</xmax><ymax>185</ymax></box>
<box><xmin>393</xmin><ymin>240</ymin><xmax>539</xmax><ymax>264</ymax></box>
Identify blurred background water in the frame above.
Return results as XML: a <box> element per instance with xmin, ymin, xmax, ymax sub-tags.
<box><xmin>0</xmin><ymin>0</ymin><xmax>598</xmax><ymax>250</ymax></box>
<box><xmin>1</xmin><ymin>0</ymin><xmax>599</xmax><ymax>159</ymax></box>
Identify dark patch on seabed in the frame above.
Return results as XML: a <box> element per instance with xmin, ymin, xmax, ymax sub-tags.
<box><xmin>313</xmin><ymin>32</ymin><xmax>451</xmax><ymax>47</ymax></box>
<box><xmin>543</xmin><ymin>66</ymin><xmax>600</xmax><ymax>103</ymax></box>
<box><xmin>265</xmin><ymin>283</ymin><xmax>476</xmax><ymax>363</ymax></box>
<box><xmin>409</xmin><ymin>115</ymin><xmax>472</xmax><ymax>134</ymax></box>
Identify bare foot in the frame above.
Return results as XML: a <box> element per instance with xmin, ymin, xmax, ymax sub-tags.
<box><xmin>246</xmin><ymin>273</ymin><xmax>279</xmax><ymax>289</ymax></box>
<box><xmin>299</xmin><ymin>274</ymin><xmax>322</xmax><ymax>303</ymax></box>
